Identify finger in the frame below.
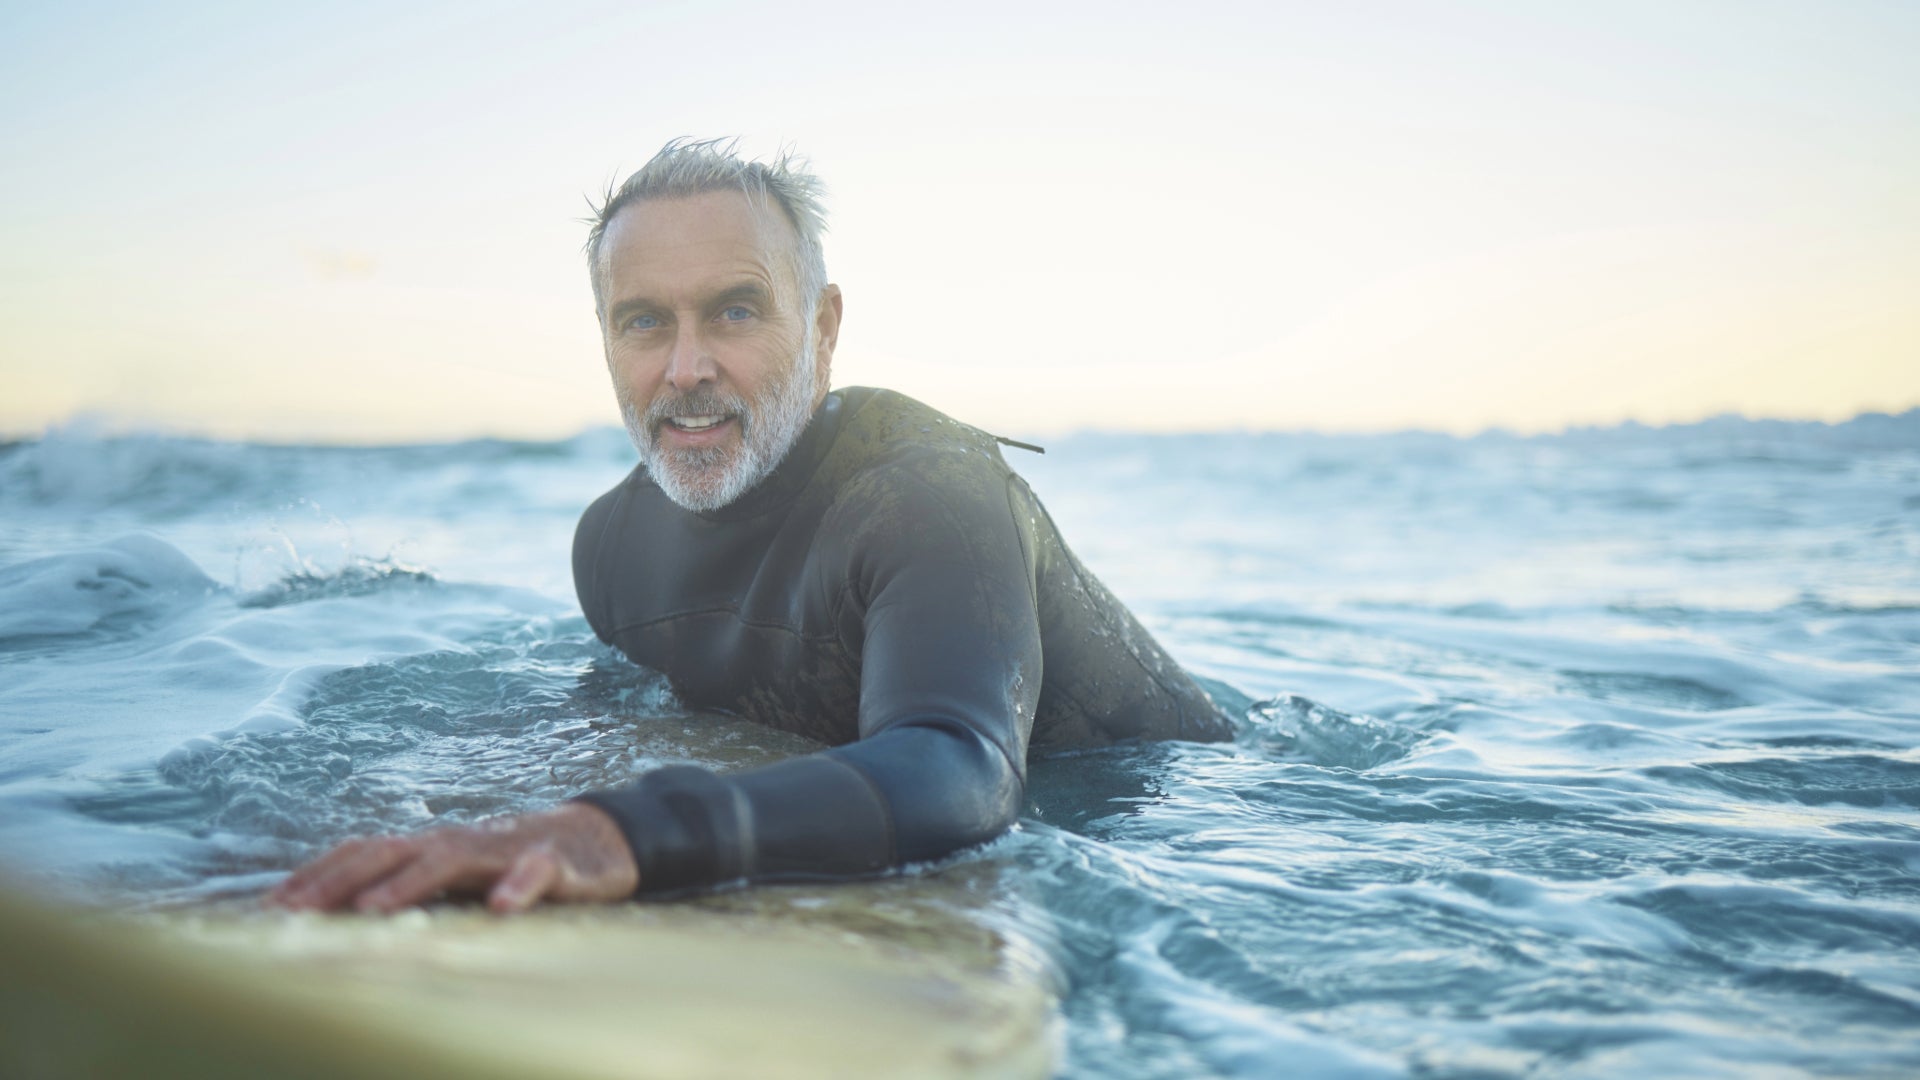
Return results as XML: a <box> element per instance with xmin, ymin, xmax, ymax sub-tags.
<box><xmin>270</xmin><ymin>837</ymin><xmax>374</xmax><ymax>905</ymax></box>
<box><xmin>488</xmin><ymin>846</ymin><xmax>561</xmax><ymax>914</ymax></box>
<box><xmin>274</xmin><ymin>837</ymin><xmax>418</xmax><ymax>911</ymax></box>
<box><xmin>354</xmin><ymin>848</ymin><xmax>481</xmax><ymax>914</ymax></box>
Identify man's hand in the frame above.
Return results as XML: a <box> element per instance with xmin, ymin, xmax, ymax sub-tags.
<box><xmin>267</xmin><ymin>803</ymin><xmax>639</xmax><ymax>914</ymax></box>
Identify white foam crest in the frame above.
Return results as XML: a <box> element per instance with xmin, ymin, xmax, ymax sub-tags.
<box><xmin>222</xmin><ymin>664</ymin><xmax>335</xmax><ymax>736</ymax></box>
<box><xmin>2</xmin><ymin>424</ymin><xmax>260</xmax><ymax>511</ymax></box>
<box><xmin>0</xmin><ymin>534</ymin><xmax>218</xmax><ymax>640</ymax></box>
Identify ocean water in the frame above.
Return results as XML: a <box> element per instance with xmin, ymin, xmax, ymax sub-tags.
<box><xmin>3</xmin><ymin>409</ymin><xmax>1918</xmax><ymax>1078</ymax></box>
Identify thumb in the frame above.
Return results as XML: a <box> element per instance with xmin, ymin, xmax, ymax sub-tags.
<box><xmin>489</xmin><ymin>844</ymin><xmax>560</xmax><ymax>914</ymax></box>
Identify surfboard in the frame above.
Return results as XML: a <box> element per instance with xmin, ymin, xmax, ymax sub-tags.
<box><xmin>0</xmin><ymin>867</ymin><xmax>1056</xmax><ymax>1079</ymax></box>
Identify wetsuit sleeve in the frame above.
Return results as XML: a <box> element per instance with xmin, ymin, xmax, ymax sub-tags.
<box><xmin>574</xmin><ymin>460</ymin><xmax>1040</xmax><ymax>894</ymax></box>
<box><xmin>821</xmin><ymin>465</ymin><xmax>1040</xmax><ymax>862</ymax></box>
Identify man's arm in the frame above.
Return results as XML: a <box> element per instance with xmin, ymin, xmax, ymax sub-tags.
<box><xmin>576</xmin><ymin>462</ymin><xmax>1041</xmax><ymax>893</ymax></box>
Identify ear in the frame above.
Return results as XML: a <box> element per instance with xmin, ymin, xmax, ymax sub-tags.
<box><xmin>812</xmin><ymin>283</ymin><xmax>843</xmax><ymax>385</ymax></box>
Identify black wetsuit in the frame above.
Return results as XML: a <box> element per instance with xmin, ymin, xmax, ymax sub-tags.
<box><xmin>572</xmin><ymin>387</ymin><xmax>1230</xmax><ymax>894</ymax></box>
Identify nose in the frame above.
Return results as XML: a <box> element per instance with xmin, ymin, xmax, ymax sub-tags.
<box><xmin>664</xmin><ymin>323</ymin><xmax>717</xmax><ymax>392</ymax></box>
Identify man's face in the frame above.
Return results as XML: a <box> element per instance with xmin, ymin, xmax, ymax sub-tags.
<box><xmin>598</xmin><ymin>191</ymin><xmax>838</xmax><ymax>511</ymax></box>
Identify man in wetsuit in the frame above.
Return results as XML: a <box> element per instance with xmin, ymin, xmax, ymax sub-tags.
<box><xmin>271</xmin><ymin>139</ymin><xmax>1228</xmax><ymax>914</ymax></box>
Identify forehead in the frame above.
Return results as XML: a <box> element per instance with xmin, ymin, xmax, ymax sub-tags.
<box><xmin>599</xmin><ymin>190</ymin><xmax>798</xmax><ymax>299</ymax></box>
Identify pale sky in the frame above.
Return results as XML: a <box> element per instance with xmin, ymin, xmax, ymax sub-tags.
<box><xmin>2</xmin><ymin>1</ymin><xmax>1915</xmax><ymax>441</ymax></box>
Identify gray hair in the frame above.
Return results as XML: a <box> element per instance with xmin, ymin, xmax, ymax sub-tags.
<box><xmin>585</xmin><ymin>137</ymin><xmax>829</xmax><ymax>325</ymax></box>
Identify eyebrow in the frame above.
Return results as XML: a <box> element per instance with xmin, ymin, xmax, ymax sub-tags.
<box><xmin>605</xmin><ymin>295</ymin><xmax>656</xmax><ymax>328</ymax></box>
<box><xmin>709</xmin><ymin>282</ymin><xmax>774</xmax><ymax>311</ymax></box>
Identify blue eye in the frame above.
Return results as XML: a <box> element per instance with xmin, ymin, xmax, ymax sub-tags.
<box><xmin>720</xmin><ymin>306</ymin><xmax>751</xmax><ymax>322</ymax></box>
<box><xmin>627</xmin><ymin>313</ymin><xmax>659</xmax><ymax>331</ymax></box>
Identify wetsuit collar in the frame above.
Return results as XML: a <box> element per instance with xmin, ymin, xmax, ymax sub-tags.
<box><xmin>695</xmin><ymin>390</ymin><xmax>848</xmax><ymax>522</ymax></box>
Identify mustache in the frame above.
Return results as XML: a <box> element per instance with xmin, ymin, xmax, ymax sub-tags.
<box><xmin>643</xmin><ymin>388</ymin><xmax>751</xmax><ymax>431</ymax></box>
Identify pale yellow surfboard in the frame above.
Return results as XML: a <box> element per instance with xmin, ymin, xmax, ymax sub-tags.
<box><xmin>0</xmin><ymin>869</ymin><xmax>1056</xmax><ymax>1080</ymax></box>
<box><xmin>2</xmin><ymin>713</ymin><xmax>1054</xmax><ymax>1078</ymax></box>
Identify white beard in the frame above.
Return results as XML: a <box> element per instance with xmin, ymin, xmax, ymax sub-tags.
<box><xmin>619</xmin><ymin>337</ymin><xmax>819</xmax><ymax>513</ymax></box>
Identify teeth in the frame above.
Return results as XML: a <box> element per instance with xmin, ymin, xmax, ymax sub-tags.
<box><xmin>670</xmin><ymin>415</ymin><xmax>726</xmax><ymax>431</ymax></box>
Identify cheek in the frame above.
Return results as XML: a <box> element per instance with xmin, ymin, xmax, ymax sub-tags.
<box><xmin>606</xmin><ymin>365</ymin><xmax>653</xmax><ymax>416</ymax></box>
<box><xmin>739</xmin><ymin>331</ymin><xmax>806</xmax><ymax>379</ymax></box>
<box><xmin>606</xmin><ymin>350</ymin><xmax>659</xmax><ymax>391</ymax></box>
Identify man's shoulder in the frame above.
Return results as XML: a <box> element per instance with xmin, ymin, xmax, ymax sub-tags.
<box><xmin>571</xmin><ymin>464</ymin><xmax>649</xmax><ymax>610</ymax></box>
<box><xmin>576</xmin><ymin>464</ymin><xmax>647</xmax><ymax>539</ymax></box>
<box><xmin>831</xmin><ymin>386</ymin><xmax>1014</xmax><ymax>475</ymax></box>
<box><xmin>818</xmin><ymin>387</ymin><xmax>1030</xmax><ymax>539</ymax></box>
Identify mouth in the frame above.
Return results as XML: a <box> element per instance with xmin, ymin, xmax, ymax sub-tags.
<box><xmin>656</xmin><ymin>412</ymin><xmax>740</xmax><ymax>447</ymax></box>
<box><xmin>664</xmin><ymin>414</ymin><xmax>731</xmax><ymax>432</ymax></box>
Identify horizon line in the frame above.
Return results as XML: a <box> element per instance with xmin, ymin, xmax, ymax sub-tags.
<box><xmin>8</xmin><ymin>405</ymin><xmax>1918</xmax><ymax>451</ymax></box>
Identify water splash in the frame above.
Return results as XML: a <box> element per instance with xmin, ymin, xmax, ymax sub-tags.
<box><xmin>1239</xmin><ymin>693</ymin><xmax>1422</xmax><ymax>770</ymax></box>
<box><xmin>238</xmin><ymin>555</ymin><xmax>437</xmax><ymax>609</ymax></box>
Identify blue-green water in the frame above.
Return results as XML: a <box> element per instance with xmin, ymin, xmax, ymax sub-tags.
<box><xmin>3</xmin><ymin>411</ymin><xmax>1918</xmax><ymax>1077</ymax></box>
